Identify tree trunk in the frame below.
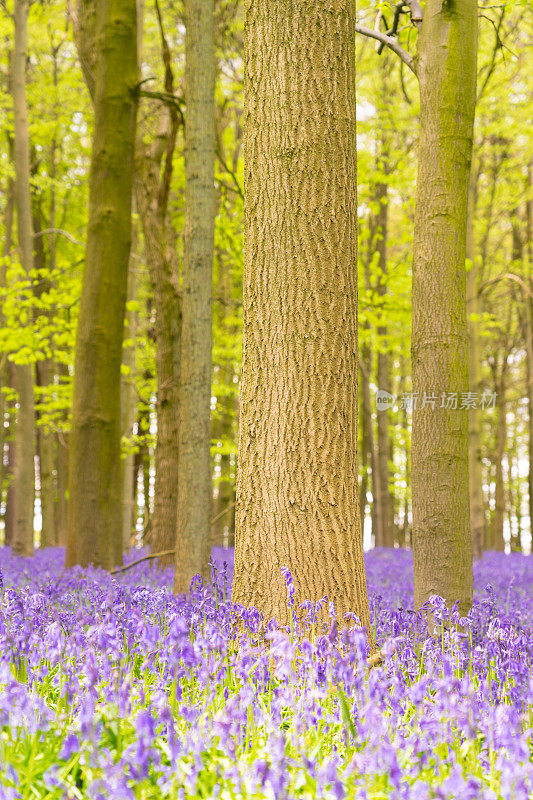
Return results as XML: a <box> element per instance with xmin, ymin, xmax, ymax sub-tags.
<box><xmin>120</xmin><ymin>244</ymin><xmax>138</xmax><ymax>552</ymax></box>
<box><xmin>135</xmin><ymin>113</ymin><xmax>181</xmax><ymax>567</ymax></box>
<box><xmin>66</xmin><ymin>0</ymin><xmax>138</xmax><ymax>569</ymax></box>
<box><xmin>411</xmin><ymin>0</ymin><xmax>477</xmax><ymax>618</ymax></box>
<box><xmin>31</xmin><ymin>204</ymin><xmax>58</xmax><ymax>549</ymax></box>
<box><xmin>174</xmin><ymin>0</ymin><xmax>215</xmax><ymax>593</ymax></box>
<box><xmin>375</xmin><ymin>180</ymin><xmax>393</xmax><ymax>548</ymax></box>
<box><xmin>466</xmin><ymin>164</ymin><xmax>484</xmax><ymax>560</ymax></box>
<box><xmin>493</xmin><ymin>370</ymin><xmax>507</xmax><ymax>551</ymax></box>
<box><xmin>0</xmin><ymin>140</ymin><xmax>15</xmax><ymax>538</ymax></box>
<box><xmin>56</xmin><ymin>431</ymin><xmax>69</xmax><ymax>547</ymax></box>
<box><xmin>360</xmin><ymin>352</ymin><xmax>380</xmax><ymax>547</ymax></box>
<box><xmin>231</xmin><ymin>0</ymin><xmax>373</xmax><ymax>641</ymax></box>
<box><xmin>12</xmin><ymin>0</ymin><xmax>36</xmax><ymax>557</ymax></box>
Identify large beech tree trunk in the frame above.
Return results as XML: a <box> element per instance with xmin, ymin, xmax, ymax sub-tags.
<box><xmin>411</xmin><ymin>0</ymin><xmax>476</xmax><ymax>618</ymax></box>
<box><xmin>65</xmin><ymin>0</ymin><xmax>138</xmax><ymax>569</ymax></box>
<box><xmin>231</xmin><ymin>0</ymin><xmax>373</xmax><ymax>640</ymax></box>
<box><xmin>12</xmin><ymin>0</ymin><xmax>36</xmax><ymax>557</ymax></box>
<box><xmin>174</xmin><ymin>0</ymin><xmax>215</xmax><ymax>593</ymax></box>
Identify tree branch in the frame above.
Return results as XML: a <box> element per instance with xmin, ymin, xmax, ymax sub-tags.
<box><xmin>355</xmin><ymin>24</ymin><xmax>417</xmax><ymax>75</ymax></box>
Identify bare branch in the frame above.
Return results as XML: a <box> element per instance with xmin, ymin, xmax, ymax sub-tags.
<box><xmin>479</xmin><ymin>272</ymin><xmax>533</xmax><ymax>299</ymax></box>
<box><xmin>110</xmin><ymin>550</ymin><xmax>175</xmax><ymax>574</ymax></box>
<box><xmin>403</xmin><ymin>0</ymin><xmax>423</xmax><ymax>30</ymax></box>
<box><xmin>34</xmin><ymin>227</ymin><xmax>82</xmax><ymax>245</ymax></box>
<box><xmin>355</xmin><ymin>24</ymin><xmax>417</xmax><ymax>75</ymax></box>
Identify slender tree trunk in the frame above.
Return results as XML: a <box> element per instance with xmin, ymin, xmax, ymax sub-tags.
<box><xmin>411</xmin><ymin>0</ymin><xmax>477</xmax><ymax>618</ymax></box>
<box><xmin>66</xmin><ymin>0</ymin><xmax>138</xmax><ymax>569</ymax></box>
<box><xmin>524</xmin><ymin>161</ymin><xmax>533</xmax><ymax>552</ymax></box>
<box><xmin>31</xmin><ymin>205</ymin><xmax>58</xmax><ymax>548</ymax></box>
<box><xmin>0</xmin><ymin>141</ymin><xmax>15</xmax><ymax>536</ymax></box>
<box><xmin>375</xmin><ymin>180</ymin><xmax>394</xmax><ymax>548</ymax></box>
<box><xmin>174</xmin><ymin>0</ymin><xmax>216</xmax><ymax>593</ymax></box>
<box><xmin>56</xmin><ymin>431</ymin><xmax>69</xmax><ymax>547</ymax></box>
<box><xmin>232</xmin><ymin>0</ymin><xmax>373</xmax><ymax>641</ymax></box>
<box><xmin>360</xmin><ymin>353</ymin><xmax>380</xmax><ymax>547</ymax></box>
<box><xmin>135</xmin><ymin>112</ymin><xmax>181</xmax><ymax>566</ymax></box>
<box><xmin>12</xmin><ymin>0</ymin><xmax>36</xmax><ymax>557</ymax></box>
<box><xmin>466</xmin><ymin>164</ymin><xmax>484</xmax><ymax>560</ymax></box>
<box><xmin>493</xmin><ymin>369</ymin><xmax>507</xmax><ymax>551</ymax></box>
<box><xmin>120</xmin><ymin>245</ymin><xmax>138</xmax><ymax>552</ymax></box>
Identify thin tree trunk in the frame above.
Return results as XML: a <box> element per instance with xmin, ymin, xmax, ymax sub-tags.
<box><xmin>12</xmin><ymin>0</ymin><xmax>36</xmax><ymax>557</ymax></box>
<box><xmin>66</xmin><ymin>0</ymin><xmax>138</xmax><ymax>569</ymax></box>
<box><xmin>492</xmin><ymin>368</ymin><xmax>507</xmax><ymax>551</ymax></box>
<box><xmin>31</xmin><ymin>204</ymin><xmax>58</xmax><ymax>548</ymax></box>
<box><xmin>232</xmin><ymin>0</ymin><xmax>373</xmax><ymax>641</ymax></box>
<box><xmin>135</xmin><ymin>112</ymin><xmax>181</xmax><ymax>565</ymax></box>
<box><xmin>174</xmin><ymin>0</ymin><xmax>216</xmax><ymax>593</ymax></box>
<box><xmin>120</xmin><ymin>245</ymin><xmax>138</xmax><ymax>552</ymax></box>
<box><xmin>56</xmin><ymin>430</ymin><xmax>68</xmax><ymax>547</ymax></box>
<box><xmin>411</xmin><ymin>0</ymin><xmax>477</xmax><ymax>618</ymax></box>
<box><xmin>0</xmin><ymin>140</ymin><xmax>15</xmax><ymax>536</ymax></box>
<box><xmin>375</xmin><ymin>179</ymin><xmax>394</xmax><ymax>548</ymax></box>
<box><xmin>360</xmin><ymin>353</ymin><xmax>380</xmax><ymax>547</ymax></box>
<box><xmin>466</xmin><ymin>164</ymin><xmax>484</xmax><ymax>560</ymax></box>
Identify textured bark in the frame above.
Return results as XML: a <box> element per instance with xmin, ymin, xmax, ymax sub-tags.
<box><xmin>411</xmin><ymin>0</ymin><xmax>476</xmax><ymax>617</ymax></box>
<box><xmin>66</xmin><ymin>0</ymin><xmax>138</xmax><ymax>569</ymax></box>
<box><xmin>12</xmin><ymin>0</ymin><xmax>36</xmax><ymax>557</ymax></box>
<box><xmin>174</xmin><ymin>0</ymin><xmax>215</xmax><ymax>593</ymax></box>
<box><xmin>466</xmin><ymin>165</ymin><xmax>484</xmax><ymax>560</ymax></box>
<box><xmin>232</xmin><ymin>0</ymin><xmax>373</xmax><ymax>641</ymax></box>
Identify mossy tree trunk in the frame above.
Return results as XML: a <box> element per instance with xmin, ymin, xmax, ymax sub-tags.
<box><xmin>65</xmin><ymin>0</ymin><xmax>138</xmax><ymax>569</ymax></box>
<box><xmin>12</xmin><ymin>0</ymin><xmax>36</xmax><ymax>557</ymax></box>
<box><xmin>232</xmin><ymin>0</ymin><xmax>373</xmax><ymax>640</ymax></box>
<box><xmin>174</xmin><ymin>0</ymin><xmax>215</xmax><ymax>593</ymax></box>
<box><xmin>411</xmin><ymin>0</ymin><xmax>477</xmax><ymax>617</ymax></box>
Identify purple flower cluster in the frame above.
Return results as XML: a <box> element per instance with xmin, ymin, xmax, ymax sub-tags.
<box><xmin>0</xmin><ymin>545</ymin><xmax>531</xmax><ymax>799</ymax></box>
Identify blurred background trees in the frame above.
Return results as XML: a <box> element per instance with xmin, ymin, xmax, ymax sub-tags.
<box><xmin>0</xmin><ymin>0</ymin><xmax>531</xmax><ymax>567</ymax></box>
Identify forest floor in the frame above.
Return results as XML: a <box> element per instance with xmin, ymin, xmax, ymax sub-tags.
<box><xmin>0</xmin><ymin>546</ymin><xmax>531</xmax><ymax>799</ymax></box>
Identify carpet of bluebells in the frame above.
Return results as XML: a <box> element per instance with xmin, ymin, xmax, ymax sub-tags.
<box><xmin>0</xmin><ymin>546</ymin><xmax>532</xmax><ymax>800</ymax></box>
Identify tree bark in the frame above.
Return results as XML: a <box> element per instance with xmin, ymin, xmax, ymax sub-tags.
<box><xmin>231</xmin><ymin>0</ymin><xmax>373</xmax><ymax>641</ymax></box>
<box><xmin>12</xmin><ymin>0</ymin><xmax>36</xmax><ymax>557</ymax></box>
<box><xmin>466</xmin><ymin>164</ymin><xmax>484</xmax><ymax>560</ymax></box>
<box><xmin>411</xmin><ymin>0</ymin><xmax>476</xmax><ymax>618</ymax></box>
<box><xmin>174</xmin><ymin>0</ymin><xmax>216</xmax><ymax>593</ymax></box>
<box><xmin>65</xmin><ymin>0</ymin><xmax>138</xmax><ymax>569</ymax></box>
